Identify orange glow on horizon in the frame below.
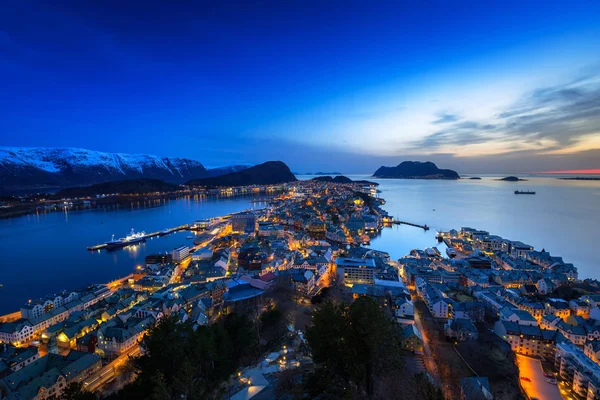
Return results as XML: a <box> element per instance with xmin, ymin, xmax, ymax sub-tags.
<box><xmin>538</xmin><ymin>169</ymin><xmax>600</xmax><ymax>174</ymax></box>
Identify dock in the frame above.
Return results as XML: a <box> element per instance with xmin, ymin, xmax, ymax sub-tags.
<box><xmin>393</xmin><ymin>221</ymin><xmax>430</xmax><ymax>231</ymax></box>
<box><xmin>87</xmin><ymin>224</ymin><xmax>189</xmax><ymax>251</ymax></box>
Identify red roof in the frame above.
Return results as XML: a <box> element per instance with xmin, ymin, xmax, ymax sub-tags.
<box><xmin>259</xmin><ymin>272</ymin><xmax>276</xmax><ymax>282</ymax></box>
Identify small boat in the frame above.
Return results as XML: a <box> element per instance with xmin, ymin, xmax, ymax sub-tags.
<box><xmin>514</xmin><ymin>190</ymin><xmax>536</xmax><ymax>195</ymax></box>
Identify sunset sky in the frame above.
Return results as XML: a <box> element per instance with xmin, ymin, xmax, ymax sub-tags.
<box><xmin>1</xmin><ymin>1</ymin><xmax>599</xmax><ymax>173</ymax></box>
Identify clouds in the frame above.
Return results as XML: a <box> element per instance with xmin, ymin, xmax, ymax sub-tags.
<box><xmin>413</xmin><ymin>71</ymin><xmax>600</xmax><ymax>158</ymax></box>
<box><xmin>431</xmin><ymin>113</ymin><xmax>460</xmax><ymax>124</ymax></box>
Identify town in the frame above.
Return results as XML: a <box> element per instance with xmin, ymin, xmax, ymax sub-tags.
<box><xmin>0</xmin><ymin>179</ymin><xmax>598</xmax><ymax>400</ymax></box>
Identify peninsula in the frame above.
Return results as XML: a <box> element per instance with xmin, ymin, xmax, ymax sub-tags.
<box><xmin>187</xmin><ymin>161</ymin><xmax>297</xmax><ymax>187</ymax></box>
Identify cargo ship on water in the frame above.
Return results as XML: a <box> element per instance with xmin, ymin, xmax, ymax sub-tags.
<box><xmin>105</xmin><ymin>229</ymin><xmax>146</xmax><ymax>250</ymax></box>
<box><xmin>514</xmin><ymin>190</ymin><xmax>536</xmax><ymax>195</ymax></box>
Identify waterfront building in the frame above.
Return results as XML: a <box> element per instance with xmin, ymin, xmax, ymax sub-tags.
<box><xmin>0</xmin><ymin>320</ymin><xmax>34</xmax><ymax>347</ymax></box>
<box><xmin>171</xmin><ymin>245</ymin><xmax>190</xmax><ymax>263</ymax></box>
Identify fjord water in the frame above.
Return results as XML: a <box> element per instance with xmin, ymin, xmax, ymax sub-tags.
<box><xmin>363</xmin><ymin>175</ymin><xmax>600</xmax><ymax>276</ymax></box>
<box><xmin>0</xmin><ymin>176</ymin><xmax>599</xmax><ymax>314</ymax></box>
<box><xmin>0</xmin><ymin>196</ymin><xmax>258</xmax><ymax>314</ymax></box>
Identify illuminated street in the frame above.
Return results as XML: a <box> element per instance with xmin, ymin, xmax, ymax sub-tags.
<box><xmin>516</xmin><ymin>354</ymin><xmax>561</xmax><ymax>400</ymax></box>
<box><xmin>85</xmin><ymin>345</ymin><xmax>141</xmax><ymax>392</ymax></box>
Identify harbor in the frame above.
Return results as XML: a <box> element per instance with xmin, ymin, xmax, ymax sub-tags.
<box><xmin>86</xmin><ymin>224</ymin><xmax>190</xmax><ymax>251</ymax></box>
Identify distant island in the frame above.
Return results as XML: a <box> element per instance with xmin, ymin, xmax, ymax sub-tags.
<box><xmin>469</xmin><ymin>177</ymin><xmax>482</xmax><ymax>180</ymax></box>
<box><xmin>311</xmin><ymin>175</ymin><xmax>379</xmax><ymax>186</ymax></box>
<box><xmin>497</xmin><ymin>176</ymin><xmax>527</xmax><ymax>182</ymax></box>
<box><xmin>559</xmin><ymin>177</ymin><xmax>600</xmax><ymax>181</ymax></box>
<box><xmin>372</xmin><ymin>161</ymin><xmax>459</xmax><ymax>180</ymax></box>
<box><xmin>187</xmin><ymin>161</ymin><xmax>297</xmax><ymax>187</ymax></box>
<box><xmin>305</xmin><ymin>171</ymin><xmax>343</xmax><ymax>175</ymax></box>
<box><xmin>56</xmin><ymin>179</ymin><xmax>181</xmax><ymax>197</ymax></box>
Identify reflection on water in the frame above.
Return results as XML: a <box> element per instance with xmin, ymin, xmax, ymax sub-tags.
<box><xmin>0</xmin><ymin>195</ymin><xmax>265</xmax><ymax>314</ymax></box>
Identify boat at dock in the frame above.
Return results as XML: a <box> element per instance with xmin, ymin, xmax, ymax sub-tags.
<box><xmin>514</xmin><ymin>190</ymin><xmax>536</xmax><ymax>195</ymax></box>
<box><xmin>105</xmin><ymin>229</ymin><xmax>146</xmax><ymax>250</ymax></box>
<box><xmin>159</xmin><ymin>228</ymin><xmax>171</xmax><ymax>236</ymax></box>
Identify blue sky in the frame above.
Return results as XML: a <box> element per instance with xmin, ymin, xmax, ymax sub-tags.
<box><xmin>1</xmin><ymin>0</ymin><xmax>600</xmax><ymax>173</ymax></box>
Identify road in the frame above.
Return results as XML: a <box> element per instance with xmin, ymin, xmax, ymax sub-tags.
<box><xmin>516</xmin><ymin>354</ymin><xmax>561</xmax><ymax>400</ymax></box>
<box><xmin>84</xmin><ymin>345</ymin><xmax>141</xmax><ymax>392</ymax></box>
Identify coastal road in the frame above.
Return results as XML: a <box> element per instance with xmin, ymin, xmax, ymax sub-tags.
<box><xmin>516</xmin><ymin>354</ymin><xmax>561</xmax><ymax>400</ymax></box>
<box><xmin>85</xmin><ymin>345</ymin><xmax>141</xmax><ymax>392</ymax></box>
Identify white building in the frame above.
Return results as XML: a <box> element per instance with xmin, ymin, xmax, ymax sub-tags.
<box><xmin>336</xmin><ymin>258</ymin><xmax>376</xmax><ymax>286</ymax></box>
<box><xmin>171</xmin><ymin>245</ymin><xmax>190</xmax><ymax>263</ymax></box>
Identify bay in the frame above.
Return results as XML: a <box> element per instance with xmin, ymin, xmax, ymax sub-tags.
<box><xmin>0</xmin><ymin>196</ymin><xmax>262</xmax><ymax>314</ymax></box>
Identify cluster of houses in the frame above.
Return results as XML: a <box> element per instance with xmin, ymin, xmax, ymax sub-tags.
<box><xmin>398</xmin><ymin>226</ymin><xmax>600</xmax><ymax>398</ymax></box>
<box><xmin>0</xmin><ymin>180</ymin><xmax>393</xmax><ymax>399</ymax></box>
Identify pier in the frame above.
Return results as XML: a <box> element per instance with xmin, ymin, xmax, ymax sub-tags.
<box><xmin>393</xmin><ymin>220</ymin><xmax>430</xmax><ymax>231</ymax></box>
<box><xmin>87</xmin><ymin>224</ymin><xmax>189</xmax><ymax>251</ymax></box>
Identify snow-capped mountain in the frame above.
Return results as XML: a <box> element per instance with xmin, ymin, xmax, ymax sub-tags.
<box><xmin>0</xmin><ymin>147</ymin><xmax>246</xmax><ymax>193</ymax></box>
<box><xmin>204</xmin><ymin>164</ymin><xmax>252</xmax><ymax>178</ymax></box>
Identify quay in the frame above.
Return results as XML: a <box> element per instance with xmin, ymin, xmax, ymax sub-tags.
<box><xmin>393</xmin><ymin>220</ymin><xmax>429</xmax><ymax>230</ymax></box>
<box><xmin>87</xmin><ymin>224</ymin><xmax>189</xmax><ymax>251</ymax></box>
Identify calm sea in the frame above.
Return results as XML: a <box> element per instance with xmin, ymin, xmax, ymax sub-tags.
<box><xmin>0</xmin><ymin>176</ymin><xmax>599</xmax><ymax>314</ymax></box>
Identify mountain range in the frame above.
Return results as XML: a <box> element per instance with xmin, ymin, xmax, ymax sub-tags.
<box><xmin>373</xmin><ymin>161</ymin><xmax>460</xmax><ymax>180</ymax></box>
<box><xmin>0</xmin><ymin>147</ymin><xmax>249</xmax><ymax>193</ymax></box>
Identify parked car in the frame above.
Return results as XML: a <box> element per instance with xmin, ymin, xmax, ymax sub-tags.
<box><xmin>543</xmin><ymin>373</ymin><xmax>554</xmax><ymax>378</ymax></box>
<box><xmin>546</xmin><ymin>379</ymin><xmax>557</xmax><ymax>385</ymax></box>
<box><xmin>520</xmin><ymin>377</ymin><xmax>531</xmax><ymax>382</ymax></box>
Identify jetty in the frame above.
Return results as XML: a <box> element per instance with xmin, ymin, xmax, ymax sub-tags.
<box><xmin>87</xmin><ymin>224</ymin><xmax>189</xmax><ymax>251</ymax></box>
<box><xmin>393</xmin><ymin>221</ymin><xmax>430</xmax><ymax>231</ymax></box>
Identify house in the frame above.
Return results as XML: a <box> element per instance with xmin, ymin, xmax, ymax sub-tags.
<box><xmin>0</xmin><ymin>350</ymin><xmax>101</xmax><ymax>400</ymax></box>
<box><xmin>0</xmin><ymin>346</ymin><xmax>40</xmax><ymax>374</ymax></box>
<box><xmin>537</xmin><ymin>278</ymin><xmax>556</xmax><ymax>295</ymax></box>
<box><xmin>499</xmin><ymin>307</ymin><xmax>537</xmax><ymax>326</ymax></box>
<box><xmin>460</xmin><ymin>377</ymin><xmax>493</xmax><ymax>400</ymax></box>
<box><xmin>445</xmin><ymin>319</ymin><xmax>479</xmax><ymax>342</ymax></box>
<box><xmin>394</xmin><ymin>297</ymin><xmax>415</xmax><ymax>323</ymax></box>
<box><xmin>557</xmin><ymin>321</ymin><xmax>587</xmax><ymax>346</ymax></box>
<box><xmin>400</xmin><ymin>324</ymin><xmax>424</xmax><ymax>353</ymax></box>
<box><xmin>546</xmin><ymin>299</ymin><xmax>571</xmax><ymax>320</ymax></box>
<box><xmin>291</xmin><ymin>269</ymin><xmax>316</xmax><ymax>296</ymax></box>
<box><xmin>570</xmin><ymin>300</ymin><xmax>591</xmax><ymax>317</ymax></box>
<box><xmin>494</xmin><ymin>320</ymin><xmax>544</xmax><ymax>356</ymax></box>
<box><xmin>96</xmin><ymin>315</ymin><xmax>155</xmax><ymax>357</ymax></box>
<box><xmin>584</xmin><ymin>340</ymin><xmax>600</xmax><ymax>364</ymax></box>
<box><xmin>0</xmin><ymin>320</ymin><xmax>34</xmax><ymax>346</ymax></box>
<box><xmin>540</xmin><ymin>315</ymin><xmax>561</xmax><ymax>330</ymax></box>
